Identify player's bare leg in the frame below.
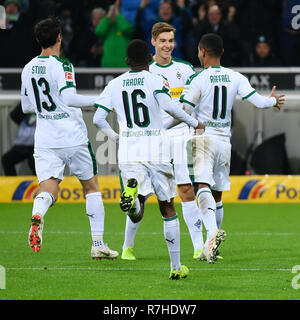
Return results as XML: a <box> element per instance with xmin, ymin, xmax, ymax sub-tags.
<box><xmin>28</xmin><ymin>178</ymin><xmax>57</xmax><ymax>252</ymax></box>
<box><xmin>121</xmin><ymin>196</ymin><xmax>145</xmax><ymax>260</ymax></box>
<box><xmin>80</xmin><ymin>176</ymin><xmax>118</xmax><ymax>259</ymax></box>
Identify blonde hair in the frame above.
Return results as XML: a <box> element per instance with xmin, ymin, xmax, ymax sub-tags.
<box><xmin>151</xmin><ymin>22</ymin><xmax>176</xmax><ymax>40</ymax></box>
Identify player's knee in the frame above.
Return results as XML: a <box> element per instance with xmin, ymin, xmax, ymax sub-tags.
<box><xmin>178</xmin><ymin>184</ymin><xmax>195</xmax><ymax>202</ymax></box>
<box><xmin>81</xmin><ymin>176</ymin><xmax>99</xmax><ymax>194</ymax></box>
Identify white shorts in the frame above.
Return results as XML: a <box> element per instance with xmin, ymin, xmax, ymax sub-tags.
<box><xmin>34</xmin><ymin>142</ymin><xmax>98</xmax><ymax>183</ymax></box>
<box><xmin>119</xmin><ymin>162</ymin><xmax>177</xmax><ymax>202</ymax></box>
<box><xmin>186</xmin><ymin>135</ymin><xmax>231</xmax><ymax>191</ymax></box>
<box><xmin>168</xmin><ymin>128</ymin><xmax>192</xmax><ymax>185</ymax></box>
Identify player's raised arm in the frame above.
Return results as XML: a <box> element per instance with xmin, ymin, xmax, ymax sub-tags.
<box><xmin>238</xmin><ymin>73</ymin><xmax>285</xmax><ymax>110</ymax></box>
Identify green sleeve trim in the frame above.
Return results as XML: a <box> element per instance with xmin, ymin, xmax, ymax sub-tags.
<box><xmin>216</xmin><ymin>205</ymin><xmax>223</xmax><ymax>209</ymax></box>
<box><xmin>59</xmin><ymin>83</ymin><xmax>76</xmax><ymax>93</ymax></box>
<box><xmin>242</xmin><ymin>90</ymin><xmax>256</xmax><ymax>100</ymax></box>
<box><xmin>154</xmin><ymin>88</ymin><xmax>171</xmax><ymax>98</ymax></box>
<box><xmin>94</xmin><ymin>104</ymin><xmax>111</xmax><ymax>113</ymax></box>
<box><xmin>179</xmin><ymin>95</ymin><xmax>195</xmax><ymax>107</ymax></box>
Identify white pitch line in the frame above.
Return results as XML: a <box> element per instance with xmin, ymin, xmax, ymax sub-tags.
<box><xmin>0</xmin><ymin>231</ymin><xmax>298</xmax><ymax>236</ymax></box>
<box><xmin>5</xmin><ymin>267</ymin><xmax>293</xmax><ymax>272</ymax></box>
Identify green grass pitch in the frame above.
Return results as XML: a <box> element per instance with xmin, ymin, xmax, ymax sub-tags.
<box><xmin>0</xmin><ymin>202</ymin><xmax>299</xmax><ymax>300</ymax></box>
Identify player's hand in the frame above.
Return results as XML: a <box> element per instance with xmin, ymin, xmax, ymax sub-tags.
<box><xmin>270</xmin><ymin>86</ymin><xmax>285</xmax><ymax>110</ymax></box>
<box><xmin>194</xmin><ymin>121</ymin><xmax>205</xmax><ymax>135</ymax></box>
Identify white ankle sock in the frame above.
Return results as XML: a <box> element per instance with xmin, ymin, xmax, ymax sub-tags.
<box><xmin>32</xmin><ymin>192</ymin><xmax>54</xmax><ymax>217</ymax></box>
<box><xmin>181</xmin><ymin>200</ymin><xmax>203</xmax><ymax>251</ymax></box>
<box><xmin>163</xmin><ymin>215</ymin><xmax>181</xmax><ymax>271</ymax></box>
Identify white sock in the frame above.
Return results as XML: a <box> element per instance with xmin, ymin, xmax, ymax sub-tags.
<box><xmin>32</xmin><ymin>192</ymin><xmax>54</xmax><ymax>217</ymax></box>
<box><xmin>86</xmin><ymin>192</ymin><xmax>105</xmax><ymax>242</ymax></box>
<box><xmin>122</xmin><ymin>215</ymin><xmax>140</xmax><ymax>250</ymax></box>
<box><xmin>92</xmin><ymin>235</ymin><xmax>103</xmax><ymax>247</ymax></box>
<box><xmin>163</xmin><ymin>215</ymin><xmax>181</xmax><ymax>271</ymax></box>
<box><xmin>196</xmin><ymin>188</ymin><xmax>217</xmax><ymax>246</ymax></box>
<box><xmin>181</xmin><ymin>200</ymin><xmax>204</xmax><ymax>251</ymax></box>
<box><xmin>216</xmin><ymin>201</ymin><xmax>224</xmax><ymax>229</ymax></box>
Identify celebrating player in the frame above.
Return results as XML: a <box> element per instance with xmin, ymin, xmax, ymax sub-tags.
<box><xmin>121</xmin><ymin>22</ymin><xmax>204</xmax><ymax>262</ymax></box>
<box><xmin>93</xmin><ymin>39</ymin><xmax>205</xmax><ymax>279</ymax></box>
<box><xmin>180</xmin><ymin>33</ymin><xmax>285</xmax><ymax>263</ymax></box>
<box><xmin>21</xmin><ymin>17</ymin><xmax>118</xmax><ymax>259</ymax></box>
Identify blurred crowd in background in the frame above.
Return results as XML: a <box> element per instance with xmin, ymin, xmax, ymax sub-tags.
<box><xmin>0</xmin><ymin>0</ymin><xmax>299</xmax><ymax>68</ymax></box>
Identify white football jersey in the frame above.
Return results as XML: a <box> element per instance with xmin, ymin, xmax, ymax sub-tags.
<box><xmin>21</xmin><ymin>55</ymin><xmax>88</xmax><ymax>148</ymax></box>
<box><xmin>180</xmin><ymin>66</ymin><xmax>257</xmax><ymax>137</ymax></box>
<box><xmin>149</xmin><ymin>58</ymin><xmax>195</xmax><ymax>133</ymax></box>
<box><xmin>94</xmin><ymin>70</ymin><xmax>172</xmax><ymax>163</ymax></box>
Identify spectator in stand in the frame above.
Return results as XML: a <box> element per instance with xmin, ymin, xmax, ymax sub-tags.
<box><xmin>2</xmin><ymin>104</ymin><xmax>36</xmax><ymax>176</ymax></box>
<box><xmin>249</xmin><ymin>35</ymin><xmax>282</xmax><ymax>67</ymax></box>
<box><xmin>57</xmin><ymin>4</ymin><xmax>74</xmax><ymax>58</ymax></box>
<box><xmin>193</xmin><ymin>4</ymin><xmax>241</xmax><ymax>66</ymax></box>
<box><xmin>95</xmin><ymin>0</ymin><xmax>134</xmax><ymax>67</ymax></box>
<box><xmin>190</xmin><ymin>0</ymin><xmax>237</xmax><ymax>25</ymax></box>
<box><xmin>0</xmin><ymin>0</ymin><xmax>39</xmax><ymax>67</ymax></box>
<box><xmin>70</xmin><ymin>7</ymin><xmax>105</xmax><ymax>67</ymax></box>
<box><xmin>235</xmin><ymin>0</ymin><xmax>281</xmax><ymax>66</ymax></box>
<box><xmin>135</xmin><ymin>0</ymin><xmax>194</xmax><ymax>60</ymax></box>
<box><xmin>121</xmin><ymin>0</ymin><xmax>160</xmax><ymax>26</ymax></box>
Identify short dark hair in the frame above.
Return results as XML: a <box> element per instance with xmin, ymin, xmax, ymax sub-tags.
<box><xmin>34</xmin><ymin>17</ymin><xmax>61</xmax><ymax>49</ymax></box>
<box><xmin>126</xmin><ymin>39</ymin><xmax>150</xmax><ymax>67</ymax></box>
<box><xmin>199</xmin><ymin>33</ymin><xmax>223</xmax><ymax>57</ymax></box>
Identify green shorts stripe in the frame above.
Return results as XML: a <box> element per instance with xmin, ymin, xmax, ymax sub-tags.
<box><xmin>88</xmin><ymin>141</ymin><xmax>98</xmax><ymax>176</ymax></box>
<box><xmin>119</xmin><ymin>169</ymin><xmax>124</xmax><ymax>192</ymax></box>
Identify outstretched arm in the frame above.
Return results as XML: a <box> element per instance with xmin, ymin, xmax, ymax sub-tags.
<box><xmin>60</xmin><ymin>87</ymin><xmax>97</xmax><ymax>108</ymax></box>
<box><xmin>246</xmin><ymin>86</ymin><xmax>285</xmax><ymax>109</ymax></box>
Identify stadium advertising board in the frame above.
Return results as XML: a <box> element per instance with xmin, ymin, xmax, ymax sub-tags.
<box><xmin>0</xmin><ymin>68</ymin><xmax>300</xmax><ymax>91</ymax></box>
<box><xmin>0</xmin><ymin>175</ymin><xmax>300</xmax><ymax>203</ymax></box>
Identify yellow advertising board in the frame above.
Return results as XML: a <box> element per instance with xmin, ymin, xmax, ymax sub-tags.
<box><xmin>0</xmin><ymin>175</ymin><xmax>300</xmax><ymax>203</ymax></box>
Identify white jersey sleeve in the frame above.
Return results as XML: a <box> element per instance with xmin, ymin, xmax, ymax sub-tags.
<box><xmin>236</xmin><ymin>72</ymin><xmax>257</xmax><ymax>100</ymax></box>
<box><xmin>94</xmin><ymin>81</ymin><xmax>114</xmax><ymax>113</ymax></box>
<box><xmin>236</xmin><ymin>72</ymin><xmax>276</xmax><ymax>108</ymax></box>
<box><xmin>54</xmin><ymin>59</ymin><xmax>77</xmax><ymax>94</ymax></box>
<box><xmin>21</xmin><ymin>65</ymin><xmax>35</xmax><ymax>113</ymax></box>
<box><xmin>152</xmin><ymin>74</ymin><xmax>172</xmax><ymax>98</ymax></box>
<box><xmin>180</xmin><ymin>72</ymin><xmax>202</xmax><ymax>108</ymax></box>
